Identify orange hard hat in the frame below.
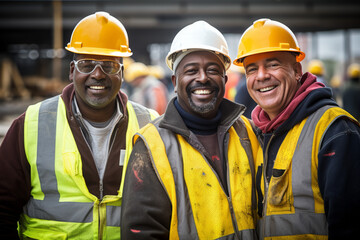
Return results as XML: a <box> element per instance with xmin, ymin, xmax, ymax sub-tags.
<box><xmin>65</xmin><ymin>12</ymin><xmax>132</xmax><ymax>57</ymax></box>
<box><xmin>234</xmin><ymin>18</ymin><xmax>305</xmax><ymax>66</ymax></box>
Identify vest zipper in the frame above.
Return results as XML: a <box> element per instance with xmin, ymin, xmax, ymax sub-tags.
<box><xmin>262</xmin><ymin>133</ymin><xmax>275</xmax><ymax>238</ymax></box>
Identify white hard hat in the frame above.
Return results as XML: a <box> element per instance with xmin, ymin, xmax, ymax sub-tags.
<box><xmin>166</xmin><ymin>20</ymin><xmax>231</xmax><ymax>71</ymax></box>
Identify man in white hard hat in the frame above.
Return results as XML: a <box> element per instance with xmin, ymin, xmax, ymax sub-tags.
<box><xmin>120</xmin><ymin>20</ymin><xmax>259</xmax><ymax>239</ymax></box>
<box><xmin>0</xmin><ymin>12</ymin><xmax>158</xmax><ymax>239</ymax></box>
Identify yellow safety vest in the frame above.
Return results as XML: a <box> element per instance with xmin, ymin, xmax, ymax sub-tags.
<box><xmin>19</xmin><ymin>95</ymin><xmax>158</xmax><ymax>240</ymax></box>
<box><xmin>134</xmin><ymin>116</ymin><xmax>259</xmax><ymax>240</ymax></box>
<box><xmin>255</xmin><ymin>106</ymin><xmax>359</xmax><ymax>240</ymax></box>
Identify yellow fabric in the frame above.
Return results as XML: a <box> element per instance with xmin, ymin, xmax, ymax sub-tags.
<box><xmin>24</xmin><ymin>102</ymin><xmax>43</xmax><ymax>200</ymax></box>
<box><xmin>136</xmin><ymin>119</ymin><xmax>256</xmax><ymax>239</ymax></box>
<box><xmin>22</xmin><ymin>97</ymin><xmax>153</xmax><ymax>239</ymax></box>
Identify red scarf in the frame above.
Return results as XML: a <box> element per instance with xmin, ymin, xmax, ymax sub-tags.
<box><xmin>252</xmin><ymin>73</ymin><xmax>324</xmax><ymax>133</ymax></box>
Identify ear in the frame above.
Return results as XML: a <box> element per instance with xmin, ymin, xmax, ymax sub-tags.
<box><xmin>171</xmin><ymin>75</ymin><xmax>177</xmax><ymax>93</ymax></box>
<box><xmin>224</xmin><ymin>74</ymin><xmax>228</xmax><ymax>85</ymax></box>
<box><xmin>69</xmin><ymin>61</ymin><xmax>75</xmax><ymax>82</ymax></box>
<box><xmin>294</xmin><ymin>62</ymin><xmax>303</xmax><ymax>80</ymax></box>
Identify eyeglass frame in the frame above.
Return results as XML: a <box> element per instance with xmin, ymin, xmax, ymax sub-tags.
<box><xmin>73</xmin><ymin>59</ymin><xmax>123</xmax><ymax>75</ymax></box>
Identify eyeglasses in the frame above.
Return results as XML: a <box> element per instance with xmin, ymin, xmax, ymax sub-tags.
<box><xmin>74</xmin><ymin>59</ymin><xmax>123</xmax><ymax>75</ymax></box>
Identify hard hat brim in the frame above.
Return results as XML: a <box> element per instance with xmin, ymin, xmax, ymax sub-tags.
<box><xmin>233</xmin><ymin>49</ymin><xmax>305</xmax><ymax>67</ymax></box>
<box><xmin>65</xmin><ymin>46</ymin><xmax>133</xmax><ymax>58</ymax></box>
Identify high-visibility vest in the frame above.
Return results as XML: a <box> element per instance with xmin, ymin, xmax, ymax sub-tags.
<box><xmin>19</xmin><ymin>95</ymin><xmax>158</xmax><ymax>239</ymax></box>
<box><xmin>134</xmin><ymin>116</ymin><xmax>259</xmax><ymax>240</ymax></box>
<box><xmin>255</xmin><ymin>106</ymin><xmax>359</xmax><ymax>240</ymax></box>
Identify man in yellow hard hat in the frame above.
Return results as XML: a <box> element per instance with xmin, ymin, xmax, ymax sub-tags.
<box><xmin>233</xmin><ymin>18</ymin><xmax>360</xmax><ymax>239</ymax></box>
<box><xmin>0</xmin><ymin>12</ymin><xmax>158</xmax><ymax>239</ymax></box>
<box><xmin>342</xmin><ymin>63</ymin><xmax>360</xmax><ymax>120</ymax></box>
<box><xmin>121</xmin><ymin>20</ymin><xmax>259</xmax><ymax>239</ymax></box>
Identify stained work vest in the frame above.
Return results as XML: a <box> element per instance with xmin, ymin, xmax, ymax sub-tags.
<box><xmin>20</xmin><ymin>95</ymin><xmax>158</xmax><ymax>239</ymax></box>
<box><xmin>134</xmin><ymin>116</ymin><xmax>259</xmax><ymax>240</ymax></box>
<box><xmin>255</xmin><ymin>106</ymin><xmax>358</xmax><ymax>240</ymax></box>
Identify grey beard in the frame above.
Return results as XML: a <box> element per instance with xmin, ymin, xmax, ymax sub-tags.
<box><xmin>188</xmin><ymin>95</ymin><xmax>217</xmax><ymax>114</ymax></box>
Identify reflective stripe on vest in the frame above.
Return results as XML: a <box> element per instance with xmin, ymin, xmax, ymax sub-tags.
<box><xmin>22</xmin><ymin>95</ymin><xmax>157</xmax><ymax>239</ymax></box>
<box><xmin>259</xmin><ymin>106</ymin><xmax>357</xmax><ymax>239</ymax></box>
<box><xmin>135</xmin><ymin>116</ymin><xmax>258</xmax><ymax>240</ymax></box>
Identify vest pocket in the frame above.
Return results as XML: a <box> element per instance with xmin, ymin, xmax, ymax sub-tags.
<box><xmin>268</xmin><ymin>168</ymin><xmax>291</xmax><ymax>212</ymax></box>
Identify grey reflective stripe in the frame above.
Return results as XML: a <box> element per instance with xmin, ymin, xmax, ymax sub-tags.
<box><xmin>292</xmin><ymin>106</ymin><xmax>332</xmax><ymax>212</ymax></box>
<box><xmin>263</xmin><ymin>106</ymin><xmax>335</xmax><ymax>237</ymax></box>
<box><xmin>263</xmin><ymin>213</ymin><xmax>328</xmax><ymax>236</ymax></box>
<box><xmin>37</xmin><ymin>96</ymin><xmax>59</xmax><ymax>200</ymax></box>
<box><xmin>107</xmin><ymin>205</ymin><xmax>121</xmax><ymax>226</ymax></box>
<box><xmin>157</xmin><ymin>127</ymin><xmax>199</xmax><ymax>240</ymax></box>
<box><xmin>24</xmin><ymin>198</ymin><xmax>93</xmax><ymax>223</ymax></box>
<box><xmin>130</xmin><ymin>101</ymin><xmax>152</xmax><ymax>128</ymax></box>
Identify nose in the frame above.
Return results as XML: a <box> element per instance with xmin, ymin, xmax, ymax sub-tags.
<box><xmin>256</xmin><ymin>65</ymin><xmax>269</xmax><ymax>81</ymax></box>
<box><xmin>91</xmin><ymin>64</ymin><xmax>106</xmax><ymax>80</ymax></box>
<box><xmin>197</xmin><ymin>68</ymin><xmax>209</xmax><ymax>83</ymax></box>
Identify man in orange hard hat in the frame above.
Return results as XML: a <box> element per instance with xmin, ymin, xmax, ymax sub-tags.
<box><xmin>0</xmin><ymin>12</ymin><xmax>158</xmax><ymax>239</ymax></box>
<box><xmin>234</xmin><ymin>18</ymin><xmax>360</xmax><ymax>239</ymax></box>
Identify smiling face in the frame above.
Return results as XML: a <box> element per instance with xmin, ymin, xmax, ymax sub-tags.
<box><xmin>243</xmin><ymin>51</ymin><xmax>302</xmax><ymax>120</ymax></box>
<box><xmin>69</xmin><ymin>54</ymin><xmax>123</xmax><ymax>121</ymax></box>
<box><xmin>172</xmin><ymin>51</ymin><xmax>227</xmax><ymax>119</ymax></box>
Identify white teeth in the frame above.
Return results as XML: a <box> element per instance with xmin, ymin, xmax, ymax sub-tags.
<box><xmin>259</xmin><ymin>86</ymin><xmax>276</xmax><ymax>92</ymax></box>
<box><xmin>89</xmin><ymin>86</ymin><xmax>105</xmax><ymax>90</ymax></box>
<box><xmin>193</xmin><ymin>89</ymin><xmax>211</xmax><ymax>95</ymax></box>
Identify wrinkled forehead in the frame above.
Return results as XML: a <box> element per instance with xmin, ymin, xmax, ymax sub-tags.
<box><xmin>243</xmin><ymin>51</ymin><xmax>296</xmax><ymax>67</ymax></box>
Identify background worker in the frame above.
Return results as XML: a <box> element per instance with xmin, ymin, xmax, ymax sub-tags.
<box><xmin>307</xmin><ymin>59</ymin><xmax>328</xmax><ymax>85</ymax></box>
<box><xmin>233</xmin><ymin>18</ymin><xmax>360</xmax><ymax>239</ymax></box>
<box><xmin>0</xmin><ymin>12</ymin><xmax>158</xmax><ymax>239</ymax></box>
<box><xmin>124</xmin><ymin>62</ymin><xmax>169</xmax><ymax>115</ymax></box>
<box><xmin>342</xmin><ymin>63</ymin><xmax>360</xmax><ymax>120</ymax></box>
<box><xmin>121</xmin><ymin>20</ymin><xmax>259</xmax><ymax>239</ymax></box>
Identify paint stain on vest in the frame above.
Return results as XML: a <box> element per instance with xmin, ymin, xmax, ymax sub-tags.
<box><xmin>132</xmin><ymin>152</ymin><xmax>146</xmax><ymax>184</ymax></box>
<box><xmin>268</xmin><ymin>173</ymin><xmax>289</xmax><ymax>206</ymax></box>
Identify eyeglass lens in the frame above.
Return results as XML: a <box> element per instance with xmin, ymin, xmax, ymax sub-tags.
<box><xmin>76</xmin><ymin>60</ymin><xmax>121</xmax><ymax>74</ymax></box>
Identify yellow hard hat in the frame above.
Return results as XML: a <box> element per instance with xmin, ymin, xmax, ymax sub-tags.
<box><xmin>148</xmin><ymin>65</ymin><xmax>165</xmax><ymax>79</ymax></box>
<box><xmin>233</xmin><ymin>18</ymin><xmax>305</xmax><ymax>66</ymax></box>
<box><xmin>308</xmin><ymin>59</ymin><xmax>324</xmax><ymax>76</ymax></box>
<box><xmin>124</xmin><ymin>62</ymin><xmax>149</xmax><ymax>82</ymax></box>
<box><xmin>347</xmin><ymin>63</ymin><xmax>360</xmax><ymax>79</ymax></box>
<box><xmin>65</xmin><ymin>12</ymin><xmax>132</xmax><ymax>57</ymax></box>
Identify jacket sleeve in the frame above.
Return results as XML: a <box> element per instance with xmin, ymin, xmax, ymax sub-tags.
<box><xmin>121</xmin><ymin>137</ymin><xmax>172</xmax><ymax>240</ymax></box>
<box><xmin>0</xmin><ymin>114</ymin><xmax>31</xmax><ymax>239</ymax></box>
<box><xmin>318</xmin><ymin>117</ymin><xmax>360</xmax><ymax>239</ymax></box>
